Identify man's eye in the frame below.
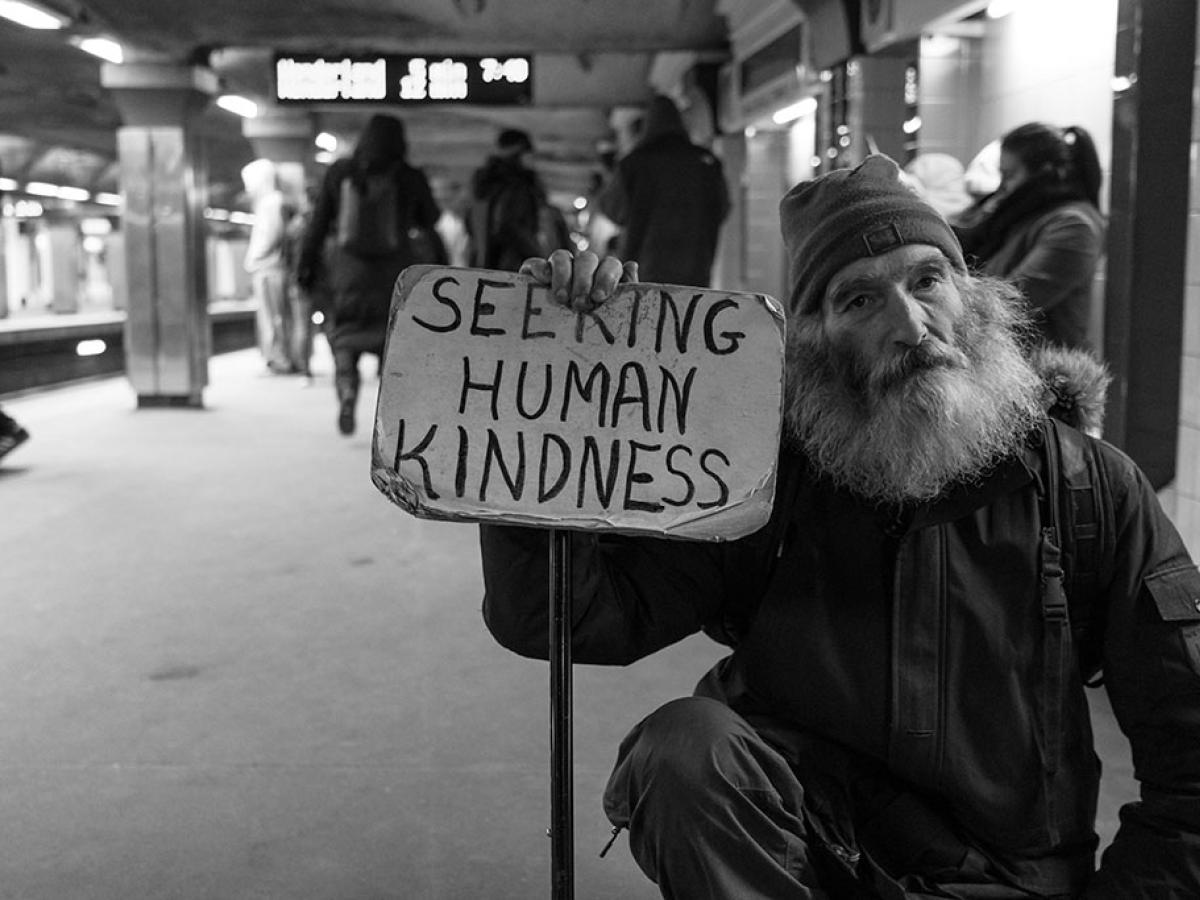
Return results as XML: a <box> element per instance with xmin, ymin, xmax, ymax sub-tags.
<box><xmin>845</xmin><ymin>294</ymin><xmax>870</xmax><ymax>310</ymax></box>
<box><xmin>914</xmin><ymin>273</ymin><xmax>942</xmax><ymax>291</ymax></box>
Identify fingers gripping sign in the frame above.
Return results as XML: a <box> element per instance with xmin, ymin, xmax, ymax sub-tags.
<box><xmin>371</xmin><ymin>252</ymin><xmax>784</xmax><ymax>541</ymax></box>
<box><xmin>521</xmin><ymin>250</ymin><xmax>639</xmax><ymax>313</ymax></box>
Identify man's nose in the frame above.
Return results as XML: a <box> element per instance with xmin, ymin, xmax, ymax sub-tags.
<box><xmin>884</xmin><ymin>290</ymin><xmax>928</xmax><ymax>347</ymax></box>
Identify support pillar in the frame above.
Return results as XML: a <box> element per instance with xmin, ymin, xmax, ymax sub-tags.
<box><xmin>101</xmin><ymin>62</ymin><xmax>216</xmax><ymax>408</ymax></box>
<box><xmin>44</xmin><ymin>216</ymin><xmax>79</xmax><ymax>314</ymax></box>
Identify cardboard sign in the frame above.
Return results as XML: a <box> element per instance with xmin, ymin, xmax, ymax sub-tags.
<box><xmin>370</xmin><ymin>266</ymin><xmax>785</xmax><ymax>541</ymax></box>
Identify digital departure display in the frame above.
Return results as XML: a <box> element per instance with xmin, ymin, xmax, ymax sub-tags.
<box><xmin>274</xmin><ymin>54</ymin><xmax>533</xmax><ymax>105</ymax></box>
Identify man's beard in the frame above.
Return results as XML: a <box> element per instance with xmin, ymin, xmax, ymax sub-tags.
<box><xmin>784</xmin><ymin>274</ymin><xmax>1044</xmax><ymax>505</ymax></box>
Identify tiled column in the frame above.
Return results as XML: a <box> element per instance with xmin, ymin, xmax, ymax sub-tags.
<box><xmin>100</xmin><ymin>62</ymin><xmax>215</xmax><ymax>408</ymax></box>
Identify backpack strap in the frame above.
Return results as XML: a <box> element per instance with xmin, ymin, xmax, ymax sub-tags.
<box><xmin>1038</xmin><ymin>417</ymin><xmax>1110</xmax><ymax>686</ymax></box>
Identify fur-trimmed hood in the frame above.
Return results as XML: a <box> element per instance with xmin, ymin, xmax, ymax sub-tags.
<box><xmin>1031</xmin><ymin>344</ymin><xmax>1111</xmax><ymax>437</ymax></box>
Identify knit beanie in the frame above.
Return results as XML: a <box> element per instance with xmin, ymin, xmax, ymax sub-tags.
<box><xmin>779</xmin><ymin>154</ymin><xmax>966</xmax><ymax>314</ymax></box>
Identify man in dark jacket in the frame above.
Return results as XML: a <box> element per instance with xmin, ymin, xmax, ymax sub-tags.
<box><xmin>480</xmin><ymin>155</ymin><xmax>1200</xmax><ymax>897</ymax></box>
<box><xmin>297</xmin><ymin>114</ymin><xmax>440</xmax><ymax>436</ymax></box>
<box><xmin>468</xmin><ymin>128</ymin><xmax>563</xmax><ymax>272</ymax></box>
<box><xmin>598</xmin><ymin>94</ymin><xmax>729</xmax><ymax>286</ymax></box>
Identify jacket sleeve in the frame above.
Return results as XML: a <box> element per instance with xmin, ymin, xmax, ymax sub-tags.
<box><xmin>1086</xmin><ymin>444</ymin><xmax>1200</xmax><ymax>896</ymax></box>
<box><xmin>409</xmin><ymin>169</ymin><xmax>442</xmax><ymax>230</ymax></box>
<box><xmin>479</xmin><ymin>523</ymin><xmax>728</xmax><ymax>666</ymax></box>
<box><xmin>595</xmin><ymin>166</ymin><xmax>631</xmax><ymax>228</ymax></box>
<box><xmin>1006</xmin><ymin>209</ymin><xmax>1103</xmax><ymax>314</ymax></box>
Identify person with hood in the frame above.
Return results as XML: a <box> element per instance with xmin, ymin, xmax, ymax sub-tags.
<box><xmin>297</xmin><ymin>114</ymin><xmax>441</xmax><ymax>436</ymax></box>
<box><xmin>954</xmin><ymin>123</ymin><xmax>1106</xmax><ymax>352</ymax></box>
<box><xmin>468</xmin><ymin>128</ymin><xmax>566</xmax><ymax>272</ymax></box>
<box><xmin>481</xmin><ymin>155</ymin><xmax>1200</xmax><ymax>897</ymax></box>
<box><xmin>242</xmin><ymin>158</ymin><xmax>292</xmax><ymax>374</ymax></box>
<box><xmin>597</xmin><ymin>94</ymin><xmax>729</xmax><ymax>286</ymax></box>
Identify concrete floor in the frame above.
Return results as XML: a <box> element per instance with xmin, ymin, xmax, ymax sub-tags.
<box><xmin>0</xmin><ymin>342</ymin><xmax>1134</xmax><ymax>899</ymax></box>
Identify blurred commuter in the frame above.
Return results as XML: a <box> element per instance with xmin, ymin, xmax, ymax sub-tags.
<box><xmin>280</xmin><ymin>181</ymin><xmax>317</xmax><ymax>381</ymax></box>
<box><xmin>468</xmin><ymin>128</ymin><xmax>569</xmax><ymax>272</ymax></box>
<box><xmin>242</xmin><ymin>159</ymin><xmax>292</xmax><ymax>374</ymax></box>
<box><xmin>597</xmin><ymin>94</ymin><xmax>729</xmax><ymax>286</ymax></box>
<box><xmin>297</xmin><ymin>114</ymin><xmax>441</xmax><ymax>436</ymax></box>
<box><xmin>955</xmin><ymin>123</ymin><xmax>1105</xmax><ymax>351</ymax></box>
<box><xmin>903</xmin><ymin>152</ymin><xmax>972</xmax><ymax>221</ymax></box>
<box><xmin>0</xmin><ymin>406</ymin><xmax>29</xmax><ymax>464</ymax></box>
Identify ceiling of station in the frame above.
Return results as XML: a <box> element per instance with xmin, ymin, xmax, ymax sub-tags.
<box><xmin>0</xmin><ymin>0</ymin><xmax>732</xmax><ymax>210</ymax></box>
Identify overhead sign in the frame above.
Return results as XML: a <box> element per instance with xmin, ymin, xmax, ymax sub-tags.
<box><xmin>370</xmin><ymin>266</ymin><xmax>785</xmax><ymax>541</ymax></box>
<box><xmin>274</xmin><ymin>53</ymin><xmax>533</xmax><ymax>105</ymax></box>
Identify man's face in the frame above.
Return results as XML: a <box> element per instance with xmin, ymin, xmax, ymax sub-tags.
<box><xmin>785</xmin><ymin>245</ymin><xmax>1042</xmax><ymax>504</ymax></box>
<box><xmin>819</xmin><ymin>244</ymin><xmax>966</xmax><ymax>400</ymax></box>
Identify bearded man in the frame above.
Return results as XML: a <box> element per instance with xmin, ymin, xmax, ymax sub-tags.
<box><xmin>478</xmin><ymin>155</ymin><xmax>1200</xmax><ymax>898</ymax></box>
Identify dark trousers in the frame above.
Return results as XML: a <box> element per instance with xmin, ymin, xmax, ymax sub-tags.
<box><xmin>603</xmin><ymin>697</ymin><xmax>1070</xmax><ymax>900</ymax></box>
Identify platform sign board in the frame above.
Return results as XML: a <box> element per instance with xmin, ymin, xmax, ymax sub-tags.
<box><xmin>274</xmin><ymin>53</ymin><xmax>533</xmax><ymax>106</ymax></box>
<box><xmin>370</xmin><ymin>266</ymin><xmax>785</xmax><ymax>541</ymax></box>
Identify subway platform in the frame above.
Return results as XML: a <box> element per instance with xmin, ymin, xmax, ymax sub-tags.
<box><xmin>0</xmin><ymin>340</ymin><xmax>1134</xmax><ymax>900</ymax></box>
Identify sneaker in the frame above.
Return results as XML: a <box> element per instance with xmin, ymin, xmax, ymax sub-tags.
<box><xmin>338</xmin><ymin>399</ymin><xmax>355</xmax><ymax>436</ymax></box>
<box><xmin>0</xmin><ymin>425</ymin><xmax>30</xmax><ymax>463</ymax></box>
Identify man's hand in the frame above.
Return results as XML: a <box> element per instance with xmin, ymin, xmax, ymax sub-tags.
<box><xmin>519</xmin><ymin>249</ymin><xmax>638</xmax><ymax>313</ymax></box>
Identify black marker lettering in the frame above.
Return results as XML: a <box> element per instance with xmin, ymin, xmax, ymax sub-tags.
<box><xmin>662</xmin><ymin>445</ymin><xmax>695</xmax><ymax>507</ymax></box>
<box><xmin>538</xmin><ymin>433</ymin><xmax>571</xmax><ymax>502</ymax></box>
<box><xmin>577</xmin><ymin>436</ymin><xmax>621</xmax><ymax>509</ymax></box>
<box><xmin>623</xmin><ymin>440</ymin><xmax>664</xmax><ymax>513</ymax></box>
<box><xmin>655</xmin><ymin>290</ymin><xmax>703</xmax><ymax>354</ymax></box>
<box><xmin>574</xmin><ymin>308</ymin><xmax>615</xmax><ymax>345</ymax></box>
<box><xmin>521</xmin><ymin>281</ymin><xmax>556</xmax><ymax>339</ymax></box>
<box><xmin>392</xmin><ymin>419</ymin><xmax>439</xmax><ymax>500</ymax></box>
<box><xmin>657</xmin><ymin>366</ymin><xmax>696</xmax><ymax>435</ymax></box>
<box><xmin>704</xmin><ymin>298</ymin><xmax>745</xmax><ymax>355</ymax></box>
<box><xmin>516</xmin><ymin>361</ymin><xmax>553</xmax><ymax>420</ymax></box>
<box><xmin>480</xmin><ymin>428</ymin><xmax>526</xmax><ymax>502</ymax></box>
<box><xmin>454</xmin><ymin>426</ymin><xmax>469</xmax><ymax>498</ymax></box>
<box><xmin>411</xmin><ymin>275</ymin><xmax>463</xmax><ymax>333</ymax></box>
<box><xmin>458</xmin><ymin>356</ymin><xmax>503</xmax><ymax>420</ymax></box>
<box><xmin>470</xmin><ymin>278</ymin><xmax>509</xmax><ymax>337</ymax></box>
<box><xmin>696</xmin><ymin>448</ymin><xmax>731</xmax><ymax>509</ymax></box>
<box><xmin>612</xmin><ymin>362</ymin><xmax>651</xmax><ymax>431</ymax></box>
<box><xmin>561</xmin><ymin>360</ymin><xmax>611</xmax><ymax>426</ymax></box>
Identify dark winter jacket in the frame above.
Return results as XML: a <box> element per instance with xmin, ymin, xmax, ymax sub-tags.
<box><xmin>598</xmin><ymin>96</ymin><xmax>730</xmax><ymax>286</ymax></box>
<box><xmin>479</xmin><ymin>353</ymin><xmax>1200</xmax><ymax>896</ymax></box>
<box><xmin>956</xmin><ymin>176</ymin><xmax>1105</xmax><ymax>351</ymax></box>
<box><xmin>298</xmin><ymin>116</ymin><xmax>440</xmax><ymax>352</ymax></box>
<box><xmin>468</xmin><ymin>156</ymin><xmax>550</xmax><ymax>272</ymax></box>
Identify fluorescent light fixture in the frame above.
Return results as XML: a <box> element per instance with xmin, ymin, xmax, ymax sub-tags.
<box><xmin>314</xmin><ymin>150</ymin><xmax>334</xmax><ymax>165</ymax></box>
<box><xmin>986</xmin><ymin>0</ymin><xmax>1020</xmax><ymax>18</ymax></box>
<box><xmin>204</xmin><ymin>207</ymin><xmax>231</xmax><ymax>221</ymax></box>
<box><xmin>0</xmin><ymin>0</ymin><xmax>70</xmax><ymax>29</ymax></box>
<box><xmin>216</xmin><ymin>95</ymin><xmax>258</xmax><ymax>118</ymax></box>
<box><xmin>56</xmin><ymin>186</ymin><xmax>90</xmax><ymax>202</ymax></box>
<box><xmin>572</xmin><ymin>196</ymin><xmax>587</xmax><ymax>210</ymax></box>
<box><xmin>75</xmin><ymin>36</ymin><xmax>124</xmax><ymax>64</ymax></box>
<box><xmin>0</xmin><ymin>177</ymin><xmax>17</xmax><ymax>191</ymax></box>
<box><xmin>772</xmin><ymin>97</ymin><xmax>818</xmax><ymax>126</ymax></box>
<box><xmin>24</xmin><ymin>181</ymin><xmax>59</xmax><ymax>197</ymax></box>
<box><xmin>75</xmin><ymin>339</ymin><xmax>107</xmax><ymax>357</ymax></box>
<box><xmin>314</xmin><ymin>132</ymin><xmax>338</xmax><ymax>153</ymax></box>
<box><xmin>94</xmin><ymin>192</ymin><xmax>121</xmax><ymax>206</ymax></box>
<box><xmin>81</xmin><ymin>217</ymin><xmax>112</xmax><ymax>235</ymax></box>
<box><xmin>902</xmin><ymin>116</ymin><xmax>923</xmax><ymax>134</ymax></box>
<box><xmin>228</xmin><ymin>211</ymin><xmax>256</xmax><ymax>226</ymax></box>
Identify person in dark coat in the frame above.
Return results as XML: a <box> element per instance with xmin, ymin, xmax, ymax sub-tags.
<box><xmin>598</xmin><ymin>94</ymin><xmax>729</xmax><ymax>286</ymax></box>
<box><xmin>297</xmin><ymin>114</ymin><xmax>441</xmax><ymax>435</ymax></box>
<box><xmin>468</xmin><ymin>128</ymin><xmax>561</xmax><ymax>272</ymax></box>
<box><xmin>954</xmin><ymin>123</ymin><xmax>1106</xmax><ymax>352</ymax></box>
<box><xmin>480</xmin><ymin>156</ymin><xmax>1200</xmax><ymax>898</ymax></box>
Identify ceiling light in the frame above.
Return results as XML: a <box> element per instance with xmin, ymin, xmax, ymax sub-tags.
<box><xmin>75</xmin><ymin>37</ymin><xmax>124</xmax><ymax>64</ymax></box>
<box><xmin>216</xmin><ymin>95</ymin><xmax>258</xmax><ymax>118</ymax></box>
<box><xmin>314</xmin><ymin>132</ymin><xmax>338</xmax><ymax>153</ymax></box>
<box><xmin>772</xmin><ymin>97</ymin><xmax>818</xmax><ymax>126</ymax></box>
<box><xmin>986</xmin><ymin>0</ymin><xmax>1021</xmax><ymax>18</ymax></box>
<box><xmin>57</xmin><ymin>186</ymin><xmax>90</xmax><ymax>202</ymax></box>
<box><xmin>0</xmin><ymin>177</ymin><xmax>18</xmax><ymax>191</ymax></box>
<box><xmin>0</xmin><ymin>0</ymin><xmax>70</xmax><ymax>29</ymax></box>
<box><xmin>24</xmin><ymin>181</ymin><xmax>60</xmax><ymax>197</ymax></box>
<box><xmin>94</xmin><ymin>192</ymin><xmax>121</xmax><ymax>207</ymax></box>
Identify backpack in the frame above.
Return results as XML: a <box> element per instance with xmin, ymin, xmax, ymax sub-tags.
<box><xmin>336</xmin><ymin>167</ymin><xmax>405</xmax><ymax>258</ymax></box>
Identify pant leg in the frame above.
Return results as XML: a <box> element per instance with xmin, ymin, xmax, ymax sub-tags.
<box><xmin>603</xmin><ymin>697</ymin><xmax>834</xmax><ymax>900</ymax></box>
<box><xmin>332</xmin><ymin>345</ymin><xmax>360</xmax><ymax>403</ymax></box>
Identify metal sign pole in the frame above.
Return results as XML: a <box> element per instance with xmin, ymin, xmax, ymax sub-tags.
<box><xmin>548</xmin><ymin>528</ymin><xmax>574</xmax><ymax>899</ymax></box>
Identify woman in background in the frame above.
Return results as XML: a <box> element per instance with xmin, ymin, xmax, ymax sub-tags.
<box><xmin>954</xmin><ymin>122</ymin><xmax>1105</xmax><ymax>352</ymax></box>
